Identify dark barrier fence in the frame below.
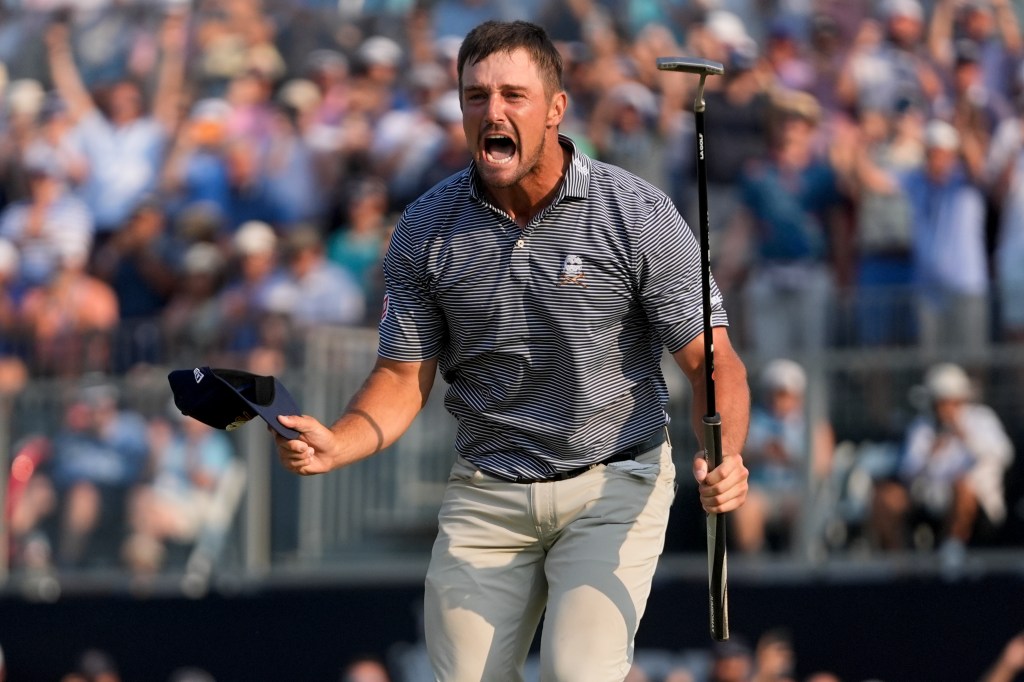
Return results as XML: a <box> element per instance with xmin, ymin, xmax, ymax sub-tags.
<box><xmin>2</xmin><ymin>571</ymin><xmax>1022</xmax><ymax>681</ymax></box>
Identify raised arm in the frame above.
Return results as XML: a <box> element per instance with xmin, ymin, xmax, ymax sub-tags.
<box><xmin>152</xmin><ymin>8</ymin><xmax>189</xmax><ymax>132</ymax></box>
<box><xmin>673</xmin><ymin>326</ymin><xmax>750</xmax><ymax>513</ymax></box>
<box><xmin>274</xmin><ymin>356</ymin><xmax>437</xmax><ymax>476</ymax></box>
<box><xmin>927</xmin><ymin>0</ymin><xmax>957</xmax><ymax>67</ymax></box>
<box><xmin>992</xmin><ymin>0</ymin><xmax>1023</xmax><ymax>55</ymax></box>
<box><xmin>44</xmin><ymin>20</ymin><xmax>96</xmax><ymax>123</ymax></box>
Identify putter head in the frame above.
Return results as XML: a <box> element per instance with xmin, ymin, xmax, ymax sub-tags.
<box><xmin>656</xmin><ymin>56</ymin><xmax>725</xmax><ymax>76</ymax></box>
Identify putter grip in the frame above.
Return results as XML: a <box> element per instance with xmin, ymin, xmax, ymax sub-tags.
<box><xmin>703</xmin><ymin>413</ymin><xmax>729</xmax><ymax>641</ymax></box>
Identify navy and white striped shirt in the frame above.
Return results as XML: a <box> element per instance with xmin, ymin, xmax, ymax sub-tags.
<box><xmin>379</xmin><ymin>135</ymin><xmax>728</xmax><ymax>481</ymax></box>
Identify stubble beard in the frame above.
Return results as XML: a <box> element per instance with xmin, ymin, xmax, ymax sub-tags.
<box><xmin>479</xmin><ymin>130</ymin><xmax>547</xmax><ymax>190</ymax></box>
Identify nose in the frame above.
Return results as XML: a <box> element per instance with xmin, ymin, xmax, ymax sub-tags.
<box><xmin>483</xmin><ymin>93</ymin><xmax>505</xmax><ymax>124</ymax></box>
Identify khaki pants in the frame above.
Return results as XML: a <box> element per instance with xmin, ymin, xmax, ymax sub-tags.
<box><xmin>424</xmin><ymin>439</ymin><xmax>676</xmax><ymax>682</ymax></box>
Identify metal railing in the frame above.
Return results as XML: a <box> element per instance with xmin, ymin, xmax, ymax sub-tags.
<box><xmin>1</xmin><ymin>312</ymin><xmax>1022</xmax><ymax>595</ymax></box>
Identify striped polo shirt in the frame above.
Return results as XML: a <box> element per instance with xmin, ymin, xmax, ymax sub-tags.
<box><xmin>379</xmin><ymin>135</ymin><xmax>728</xmax><ymax>481</ymax></box>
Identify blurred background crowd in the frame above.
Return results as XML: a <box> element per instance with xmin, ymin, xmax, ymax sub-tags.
<box><xmin>0</xmin><ymin>0</ymin><xmax>1023</xmax><ymax>679</ymax></box>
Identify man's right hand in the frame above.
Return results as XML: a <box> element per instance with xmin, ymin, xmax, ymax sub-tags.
<box><xmin>271</xmin><ymin>415</ymin><xmax>338</xmax><ymax>476</ymax></box>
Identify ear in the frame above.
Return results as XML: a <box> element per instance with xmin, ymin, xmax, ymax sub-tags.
<box><xmin>547</xmin><ymin>90</ymin><xmax>568</xmax><ymax>128</ymax></box>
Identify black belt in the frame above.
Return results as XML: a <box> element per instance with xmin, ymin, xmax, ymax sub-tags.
<box><xmin>508</xmin><ymin>428</ymin><xmax>668</xmax><ymax>484</ymax></box>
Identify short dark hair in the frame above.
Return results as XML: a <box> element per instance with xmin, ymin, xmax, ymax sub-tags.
<box><xmin>457</xmin><ymin>21</ymin><xmax>564</xmax><ymax>98</ymax></box>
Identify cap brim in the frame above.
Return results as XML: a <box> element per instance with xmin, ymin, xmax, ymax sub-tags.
<box><xmin>212</xmin><ymin>370</ymin><xmax>302</xmax><ymax>440</ymax></box>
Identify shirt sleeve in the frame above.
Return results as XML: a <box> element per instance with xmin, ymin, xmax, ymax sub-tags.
<box><xmin>636</xmin><ymin>195</ymin><xmax>728</xmax><ymax>353</ymax></box>
<box><xmin>377</xmin><ymin>215</ymin><xmax>446</xmax><ymax>361</ymax></box>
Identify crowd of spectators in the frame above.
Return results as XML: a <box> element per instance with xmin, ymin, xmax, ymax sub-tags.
<box><xmin>1</xmin><ymin>0</ymin><xmax>1023</xmax><ymax>581</ymax></box>
<box><xmin>0</xmin><ymin>0</ymin><xmax>1020</xmax><ymax>383</ymax></box>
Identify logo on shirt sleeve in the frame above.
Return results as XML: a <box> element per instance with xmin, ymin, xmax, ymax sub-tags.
<box><xmin>558</xmin><ymin>255</ymin><xmax>588</xmax><ymax>287</ymax></box>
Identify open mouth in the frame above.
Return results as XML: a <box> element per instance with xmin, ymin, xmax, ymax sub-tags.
<box><xmin>483</xmin><ymin>134</ymin><xmax>517</xmax><ymax>164</ymax></box>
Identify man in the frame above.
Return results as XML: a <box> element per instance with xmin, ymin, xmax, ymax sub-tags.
<box><xmin>44</xmin><ymin>8</ymin><xmax>187</xmax><ymax>238</ymax></box>
<box><xmin>733</xmin><ymin>358</ymin><xmax>834</xmax><ymax>554</ymax></box>
<box><xmin>719</xmin><ymin>91</ymin><xmax>848</xmax><ymax>360</ymax></box>
<box><xmin>903</xmin><ymin>119</ymin><xmax>989</xmax><ymax>353</ymax></box>
<box><xmin>274</xmin><ymin>21</ymin><xmax>749</xmax><ymax>682</ymax></box>
<box><xmin>870</xmin><ymin>363</ymin><xmax>1014</xmax><ymax>559</ymax></box>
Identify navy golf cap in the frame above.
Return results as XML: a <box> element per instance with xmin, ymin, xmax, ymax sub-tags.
<box><xmin>168</xmin><ymin>367</ymin><xmax>301</xmax><ymax>439</ymax></box>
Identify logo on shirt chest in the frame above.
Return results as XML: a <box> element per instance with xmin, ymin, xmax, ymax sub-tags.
<box><xmin>558</xmin><ymin>255</ymin><xmax>588</xmax><ymax>288</ymax></box>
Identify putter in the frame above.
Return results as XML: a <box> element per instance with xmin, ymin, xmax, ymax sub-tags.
<box><xmin>656</xmin><ymin>55</ymin><xmax>729</xmax><ymax>642</ymax></box>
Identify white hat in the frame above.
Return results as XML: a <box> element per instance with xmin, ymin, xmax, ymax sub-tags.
<box><xmin>358</xmin><ymin>36</ymin><xmax>403</xmax><ymax>68</ymax></box>
<box><xmin>609</xmin><ymin>81</ymin><xmax>658</xmax><ymax>118</ymax></box>
<box><xmin>233</xmin><ymin>221</ymin><xmax>277</xmax><ymax>256</ymax></box>
<box><xmin>882</xmin><ymin>0</ymin><xmax>924</xmax><ymax>20</ymax></box>
<box><xmin>925</xmin><ymin>119</ymin><xmax>960</xmax><ymax>150</ymax></box>
<box><xmin>190</xmin><ymin>97</ymin><xmax>232</xmax><ymax>122</ymax></box>
<box><xmin>6</xmin><ymin>78</ymin><xmax>44</xmax><ymax>117</ymax></box>
<box><xmin>277</xmin><ymin>78</ymin><xmax>322</xmax><ymax>113</ymax></box>
<box><xmin>183</xmin><ymin>242</ymin><xmax>225</xmax><ymax>275</ymax></box>
<box><xmin>761</xmin><ymin>358</ymin><xmax>807</xmax><ymax>394</ymax></box>
<box><xmin>433</xmin><ymin>89</ymin><xmax>463</xmax><ymax>125</ymax></box>
<box><xmin>923</xmin><ymin>363</ymin><xmax>972</xmax><ymax>400</ymax></box>
<box><xmin>706</xmin><ymin>10</ymin><xmax>752</xmax><ymax>48</ymax></box>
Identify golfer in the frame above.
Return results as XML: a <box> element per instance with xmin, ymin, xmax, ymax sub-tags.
<box><xmin>274</xmin><ymin>20</ymin><xmax>750</xmax><ymax>682</ymax></box>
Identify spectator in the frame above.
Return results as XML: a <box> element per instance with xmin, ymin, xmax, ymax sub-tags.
<box><xmin>663</xmin><ymin>667</ymin><xmax>696</xmax><ymax>682</ymax></box>
<box><xmin>6</xmin><ymin>435</ymin><xmax>55</xmax><ymax>571</ymax></box>
<box><xmin>263</xmin><ymin>99</ymin><xmax>325</xmax><ymax>226</ymax></box>
<box><xmin>0</xmin><ymin>144</ymin><xmax>93</xmax><ymax>290</ymax></box>
<box><xmin>904</xmin><ymin>119</ymin><xmax>990</xmax><ymax>353</ymax></box>
<box><xmin>719</xmin><ymin>91</ymin><xmax>849</xmax><ymax>359</ymax></box>
<box><xmin>26</xmin><ymin>92</ymin><xmax>88</xmax><ymax>189</ymax></box>
<box><xmin>411</xmin><ymin>88</ymin><xmax>472</xmax><ymax>196</ymax></box>
<box><xmin>123</xmin><ymin>413</ymin><xmax>233</xmax><ymax>577</ymax></box>
<box><xmin>48</xmin><ymin>382</ymin><xmax>149</xmax><ymax>568</ymax></box>
<box><xmin>934</xmin><ymin>38</ymin><xmax>1012</xmax><ymax>184</ymax></box>
<box><xmin>326</xmin><ymin>177</ymin><xmax>391</xmax><ymax>304</ymax></box>
<box><xmin>0</xmin><ymin>78</ymin><xmax>47</xmax><ymax>205</ymax></box>
<box><xmin>340</xmin><ymin>654</ymin><xmax>392</xmax><ymax>682</ymax></box>
<box><xmin>264</xmin><ymin>225</ymin><xmax>365</xmax><ymax>327</ymax></box>
<box><xmin>60</xmin><ymin>647</ymin><xmax>121</xmax><ymax>682</ymax></box>
<box><xmin>223</xmin><ymin>67</ymin><xmax>276</xmax><ymax>149</ymax></box>
<box><xmin>986</xmin><ymin>85</ymin><xmax>1024</xmax><ymax>343</ymax></box>
<box><xmin>91</xmin><ymin>199</ymin><xmax>179</xmax><ymax>323</ymax></box>
<box><xmin>44</xmin><ymin>9</ymin><xmax>187</xmax><ymax>239</ymax></box>
<box><xmin>835</xmin><ymin>97</ymin><xmax>924</xmax><ymax>346</ymax></box>
<box><xmin>836</xmin><ymin>0</ymin><xmax>943</xmax><ymax>117</ymax></box>
<box><xmin>700</xmin><ymin>41</ymin><xmax>773</xmax><ymax>273</ymax></box>
<box><xmin>870</xmin><ymin>363</ymin><xmax>1015</xmax><ymax>557</ymax></box>
<box><xmin>763</xmin><ymin>18</ymin><xmax>815</xmax><ymax>93</ymax></box>
<box><xmin>161</xmin><ymin>241</ymin><xmax>228</xmax><ymax>361</ymax></box>
<box><xmin>733</xmin><ymin>358</ymin><xmax>834</xmax><ymax>554</ymax></box>
<box><xmin>0</xmin><ymin>237</ymin><xmax>26</xmax><ymax>393</ymax></box>
<box><xmin>160</xmin><ymin>98</ymin><xmax>234</xmax><ymax>216</ymax></box>
<box><xmin>804</xmin><ymin>13</ymin><xmax>849</xmax><ymax>115</ymax></box>
<box><xmin>18</xmin><ymin>239</ymin><xmax>119</xmax><ymax>376</ymax></box>
<box><xmin>220</xmin><ymin>134</ymin><xmax>292</xmax><ymax>232</ymax></box>
<box><xmin>980</xmin><ymin>631</ymin><xmax>1024</xmax><ymax>682</ymax></box>
<box><xmin>192</xmin><ymin>0</ymin><xmax>285</xmax><ymax>97</ymax></box>
<box><xmin>301</xmin><ymin>49</ymin><xmax>351</xmax><ymax>130</ymax></box>
<box><xmin>588</xmin><ymin>79</ymin><xmax>673</xmax><ymax>194</ymax></box>
<box><xmin>928</xmin><ymin>0</ymin><xmax>1023</xmax><ymax>97</ymax></box>
<box><xmin>709</xmin><ymin>635</ymin><xmax>754</xmax><ymax>682</ymax></box>
<box><xmin>753</xmin><ymin>628</ymin><xmax>796</xmax><ymax>682</ymax></box>
<box><xmin>216</xmin><ymin>219</ymin><xmax>285</xmax><ymax>357</ymax></box>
